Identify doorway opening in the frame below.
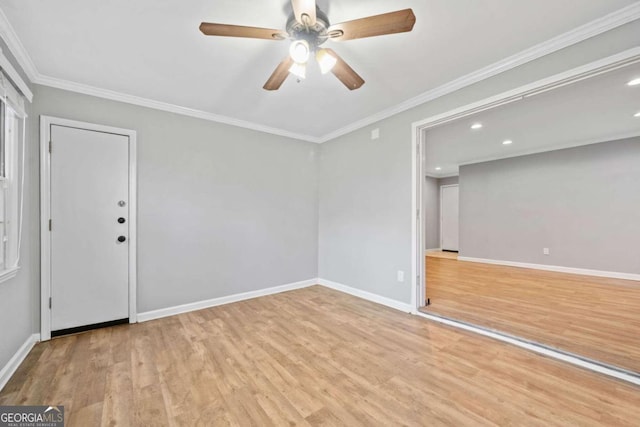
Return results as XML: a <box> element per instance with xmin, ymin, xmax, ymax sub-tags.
<box><xmin>411</xmin><ymin>48</ymin><xmax>640</xmax><ymax>380</ymax></box>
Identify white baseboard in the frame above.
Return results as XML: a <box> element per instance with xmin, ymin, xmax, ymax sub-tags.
<box><xmin>317</xmin><ymin>278</ymin><xmax>413</xmax><ymax>313</ymax></box>
<box><xmin>138</xmin><ymin>277</ymin><xmax>413</xmax><ymax>322</ymax></box>
<box><xmin>137</xmin><ymin>278</ymin><xmax>319</xmax><ymax>322</ymax></box>
<box><xmin>458</xmin><ymin>256</ymin><xmax>640</xmax><ymax>282</ymax></box>
<box><xmin>0</xmin><ymin>333</ymin><xmax>39</xmax><ymax>392</ymax></box>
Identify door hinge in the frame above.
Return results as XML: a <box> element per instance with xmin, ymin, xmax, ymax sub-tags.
<box><xmin>49</xmin><ymin>297</ymin><xmax>52</xmax><ymax>309</ymax></box>
<box><xmin>49</xmin><ymin>219</ymin><xmax>52</xmax><ymax>231</ymax></box>
<box><xmin>416</xmin><ymin>209</ymin><xmax>420</xmax><ymax>219</ymax></box>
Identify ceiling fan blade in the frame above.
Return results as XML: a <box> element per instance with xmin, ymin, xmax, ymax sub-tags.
<box><xmin>328</xmin><ymin>9</ymin><xmax>416</xmax><ymax>41</ymax></box>
<box><xmin>325</xmin><ymin>49</ymin><xmax>364</xmax><ymax>90</ymax></box>
<box><xmin>199</xmin><ymin>22</ymin><xmax>287</xmax><ymax>40</ymax></box>
<box><xmin>263</xmin><ymin>56</ymin><xmax>295</xmax><ymax>91</ymax></box>
<box><xmin>291</xmin><ymin>0</ymin><xmax>317</xmax><ymax>26</ymax></box>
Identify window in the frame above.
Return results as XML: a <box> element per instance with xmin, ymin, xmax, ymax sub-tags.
<box><xmin>0</xmin><ymin>71</ymin><xmax>26</xmax><ymax>283</ymax></box>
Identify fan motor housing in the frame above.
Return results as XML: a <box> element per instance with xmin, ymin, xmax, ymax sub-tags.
<box><xmin>286</xmin><ymin>7</ymin><xmax>331</xmax><ymax>48</ymax></box>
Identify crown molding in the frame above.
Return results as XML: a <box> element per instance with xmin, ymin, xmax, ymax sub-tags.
<box><xmin>1</xmin><ymin>2</ymin><xmax>639</xmax><ymax>144</ymax></box>
<box><xmin>0</xmin><ymin>7</ymin><xmax>38</xmax><ymax>82</ymax></box>
<box><xmin>34</xmin><ymin>74</ymin><xmax>322</xmax><ymax>143</ymax></box>
<box><xmin>317</xmin><ymin>1</ymin><xmax>640</xmax><ymax>143</ymax></box>
<box><xmin>0</xmin><ymin>47</ymin><xmax>32</xmax><ymax>102</ymax></box>
<box><xmin>454</xmin><ymin>130</ymin><xmax>640</xmax><ymax>171</ymax></box>
<box><xmin>0</xmin><ymin>6</ymin><xmax>322</xmax><ymax>143</ymax></box>
<box><xmin>425</xmin><ymin>172</ymin><xmax>459</xmax><ymax>179</ymax></box>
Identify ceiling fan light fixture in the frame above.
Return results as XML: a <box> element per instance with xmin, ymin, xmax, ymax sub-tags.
<box><xmin>289</xmin><ymin>62</ymin><xmax>307</xmax><ymax>79</ymax></box>
<box><xmin>199</xmin><ymin>5</ymin><xmax>417</xmax><ymax>91</ymax></box>
<box><xmin>316</xmin><ymin>49</ymin><xmax>337</xmax><ymax>74</ymax></box>
<box><xmin>289</xmin><ymin>40</ymin><xmax>310</xmax><ymax>64</ymax></box>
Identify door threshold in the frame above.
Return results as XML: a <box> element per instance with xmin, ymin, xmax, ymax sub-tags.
<box><xmin>51</xmin><ymin>318</ymin><xmax>129</xmax><ymax>338</ymax></box>
<box><xmin>416</xmin><ymin>309</ymin><xmax>640</xmax><ymax>386</ymax></box>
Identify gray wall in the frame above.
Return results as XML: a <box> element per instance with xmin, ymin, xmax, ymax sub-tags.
<box><xmin>30</xmin><ymin>85</ymin><xmax>319</xmax><ymax>314</ymax></box>
<box><xmin>319</xmin><ymin>133</ymin><xmax>408</xmax><ymax>301</ymax></box>
<box><xmin>459</xmin><ymin>138</ymin><xmax>640</xmax><ymax>273</ymax></box>
<box><xmin>318</xmin><ymin>20</ymin><xmax>640</xmax><ymax>304</ymax></box>
<box><xmin>0</xmin><ymin>39</ymin><xmax>38</xmax><ymax>377</ymax></box>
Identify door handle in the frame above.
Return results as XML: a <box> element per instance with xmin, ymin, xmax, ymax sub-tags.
<box><xmin>117</xmin><ymin>236</ymin><xmax>127</xmax><ymax>243</ymax></box>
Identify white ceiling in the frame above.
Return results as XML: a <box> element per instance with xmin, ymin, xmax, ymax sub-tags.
<box><xmin>1</xmin><ymin>0</ymin><xmax>637</xmax><ymax>139</ymax></box>
<box><xmin>424</xmin><ymin>61</ymin><xmax>640</xmax><ymax>177</ymax></box>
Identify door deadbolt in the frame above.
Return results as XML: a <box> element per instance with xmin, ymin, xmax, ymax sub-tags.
<box><xmin>117</xmin><ymin>217</ymin><xmax>126</xmax><ymax>224</ymax></box>
<box><xmin>117</xmin><ymin>236</ymin><xmax>127</xmax><ymax>243</ymax></box>
<box><xmin>118</xmin><ymin>200</ymin><xmax>126</xmax><ymax>207</ymax></box>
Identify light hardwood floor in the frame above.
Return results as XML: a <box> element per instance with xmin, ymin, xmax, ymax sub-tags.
<box><xmin>1</xmin><ymin>286</ymin><xmax>639</xmax><ymax>426</ymax></box>
<box><xmin>423</xmin><ymin>254</ymin><xmax>640</xmax><ymax>373</ymax></box>
<box><xmin>424</xmin><ymin>250</ymin><xmax>458</xmax><ymax>260</ymax></box>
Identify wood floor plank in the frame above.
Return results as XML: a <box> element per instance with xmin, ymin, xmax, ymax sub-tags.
<box><xmin>423</xmin><ymin>255</ymin><xmax>640</xmax><ymax>372</ymax></box>
<box><xmin>100</xmin><ymin>361</ymin><xmax>134</xmax><ymax>427</ymax></box>
<box><xmin>1</xmin><ymin>286</ymin><xmax>638</xmax><ymax>426</ymax></box>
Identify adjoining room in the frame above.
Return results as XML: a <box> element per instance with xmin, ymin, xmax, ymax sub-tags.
<box><xmin>420</xmin><ymin>61</ymin><xmax>640</xmax><ymax>373</ymax></box>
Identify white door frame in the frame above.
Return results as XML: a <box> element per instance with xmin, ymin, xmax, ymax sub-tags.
<box><xmin>40</xmin><ymin>116</ymin><xmax>138</xmax><ymax>341</ymax></box>
<box><xmin>439</xmin><ymin>184</ymin><xmax>459</xmax><ymax>251</ymax></box>
<box><xmin>410</xmin><ymin>47</ymin><xmax>640</xmax><ymax>311</ymax></box>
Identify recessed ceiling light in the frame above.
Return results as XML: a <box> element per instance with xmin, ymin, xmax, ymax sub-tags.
<box><xmin>470</xmin><ymin>123</ymin><xmax>483</xmax><ymax>130</ymax></box>
<box><xmin>628</xmin><ymin>78</ymin><xmax>640</xmax><ymax>86</ymax></box>
<box><xmin>635</xmin><ymin>111</ymin><xmax>640</xmax><ymax>117</ymax></box>
<box><xmin>502</xmin><ymin>140</ymin><xmax>513</xmax><ymax>145</ymax></box>
<box><xmin>435</xmin><ymin>167</ymin><xmax>442</xmax><ymax>171</ymax></box>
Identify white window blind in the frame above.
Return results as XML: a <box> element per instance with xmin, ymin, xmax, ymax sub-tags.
<box><xmin>0</xmin><ymin>68</ymin><xmax>26</xmax><ymax>283</ymax></box>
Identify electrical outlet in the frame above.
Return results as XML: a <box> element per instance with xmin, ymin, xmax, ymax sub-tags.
<box><xmin>543</xmin><ymin>248</ymin><xmax>550</xmax><ymax>255</ymax></box>
<box><xmin>397</xmin><ymin>270</ymin><xmax>405</xmax><ymax>282</ymax></box>
<box><xmin>371</xmin><ymin>128</ymin><xmax>380</xmax><ymax>140</ymax></box>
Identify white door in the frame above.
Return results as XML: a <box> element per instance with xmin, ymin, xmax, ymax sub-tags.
<box><xmin>440</xmin><ymin>185</ymin><xmax>459</xmax><ymax>251</ymax></box>
<box><xmin>50</xmin><ymin>125</ymin><xmax>130</xmax><ymax>332</ymax></box>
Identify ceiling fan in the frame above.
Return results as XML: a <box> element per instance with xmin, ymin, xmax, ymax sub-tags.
<box><xmin>199</xmin><ymin>0</ymin><xmax>416</xmax><ymax>91</ymax></box>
